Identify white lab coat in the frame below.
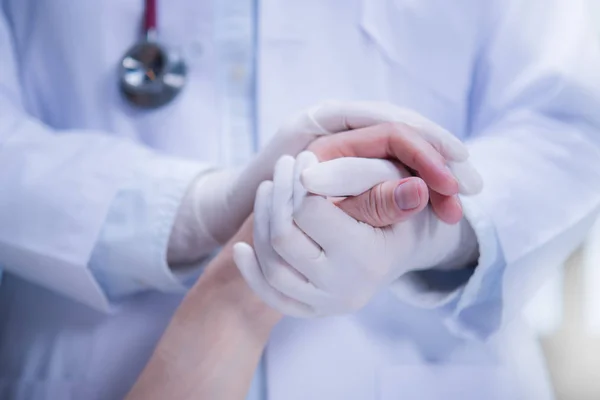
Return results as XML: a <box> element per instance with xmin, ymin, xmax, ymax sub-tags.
<box><xmin>1</xmin><ymin>0</ymin><xmax>600</xmax><ymax>399</ymax></box>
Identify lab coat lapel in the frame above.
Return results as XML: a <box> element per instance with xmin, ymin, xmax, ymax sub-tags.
<box><xmin>255</xmin><ymin>0</ymin><xmax>308</xmax><ymax>148</ymax></box>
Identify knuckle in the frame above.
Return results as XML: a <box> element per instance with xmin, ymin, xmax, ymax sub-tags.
<box><xmin>381</xmin><ymin>121</ymin><xmax>402</xmax><ymax>136</ymax></box>
<box><xmin>388</xmin><ymin>121</ymin><xmax>414</xmax><ymax>138</ymax></box>
<box><xmin>362</xmin><ymin>188</ymin><xmax>381</xmax><ymax>223</ymax></box>
<box><xmin>410</xmin><ymin>147</ymin><xmax>444</xmax><ymax>173</ymax></box>
<box><xmin>362</xmin><ymin>185</ymin><xmax>395</xmax><ymax>227</ymax></box>
<box><xmin>410</xmin><ymin>147</ymin><xmax>432</xmax><ymax>170</ymax></box>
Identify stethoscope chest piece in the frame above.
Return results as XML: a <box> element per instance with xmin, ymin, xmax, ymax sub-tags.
<box><xmin>120</xmin><ymin>40</ymin><xmax>187</xmax><ymax>109</ymax></box>
<box><xmin>119</xmin><ymin>0</ymin><xmax>187</xmax><ymax>109</ymax></box>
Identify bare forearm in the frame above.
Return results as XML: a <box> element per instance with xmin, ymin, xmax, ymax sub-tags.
<box><xmin>127</xmin><ymin>245</ymin><xmax>280</xmax><ymax>400</ymax></box>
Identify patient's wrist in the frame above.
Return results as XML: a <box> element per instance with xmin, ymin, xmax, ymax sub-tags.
<box><xmin>194</xmin><ymin>245</ymin><xmax>282</xmax><ymax>340</ymax></box>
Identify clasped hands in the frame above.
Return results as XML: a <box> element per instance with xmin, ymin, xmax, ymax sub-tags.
<box><xmin>232</xmin><ymin>102</ymin><xmax>483</xmax><ymax>318</ymax></box>
<box><xmin>131</xmin><ymin>103</ymin><xmax>483</xmax><ymax>400</ymax></box>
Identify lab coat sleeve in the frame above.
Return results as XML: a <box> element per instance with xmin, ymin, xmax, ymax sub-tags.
<box><xmin>0</xmin><ymin>11</ymin><xmax>211</xmax><ymax>312</ymax></box>
<box><xmin>392</xmin><ymin>0</ymin><xmax>600</xmax><ymax>340</ymax></box>
<box><xmin>87</xmin><ymin>153</ymin><xmax>213</xmax><ymax>301</ymax></box>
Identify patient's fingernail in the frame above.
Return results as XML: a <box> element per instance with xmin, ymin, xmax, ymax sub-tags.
<box><xmin>394</xmin><ymin>181</ymin><xmax>421</xmax><ymax>210</ymax></box>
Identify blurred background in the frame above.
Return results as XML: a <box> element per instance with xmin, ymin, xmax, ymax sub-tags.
<box><xmin>526</xmin><ymin>6</ymin><xmax>600</xmax><ymax>399</ymax></box>
<box><xmin>528</xmin><ymin>217</ymin><xmax>600</xmax><ymax>399</ymax></box>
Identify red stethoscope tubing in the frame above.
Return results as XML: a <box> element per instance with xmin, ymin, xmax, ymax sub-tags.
<box><xmin>144</xmin><ymin>0</ymin><xmax>157</xmax><ymax>34</ymax></box>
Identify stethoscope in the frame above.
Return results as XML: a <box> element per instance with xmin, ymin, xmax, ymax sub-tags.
<box><xmin>119</xmin><ymin>0</ymin><xmax>187</xmax><ymax>109</ymax></box>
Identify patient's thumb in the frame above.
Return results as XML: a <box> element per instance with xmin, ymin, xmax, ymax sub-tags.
<box><xmin>336</xmin><ymin>177</ymin><xmax>428</xmax><ymax>227</ymax></box>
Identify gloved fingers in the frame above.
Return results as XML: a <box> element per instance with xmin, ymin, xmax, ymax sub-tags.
<box><xmin>447</xmin><ymin>160</ymin><xmax>484</xmax><ymax>195</ymax></box>
<box><xmin>253</xmin><ymin>247</ymin><xmax>334</xmax><ymax>315</ymax></box>
<box><xmin>232</xmin><ymin>242</ymin><xmax>316</xmax><ymax>318</ymax></box>
<box><xmin>254</xmin><ymin>180</ymin><xmax>288</xmax><ymax>280</ymax></box>
<box><xmin>253</xmin><ymin>178</ymin><xmax>334</xmax><ymax>312</ymax></box>
<box><xmin>335</xmin><ymin>177</ymin><xmax>429</xmax><ymax>227</ymax></box>
<box><xmin>263</xmin><ymin>154</ymin><xmax>333</xmax><ymax>288</ymax></box>
<box><xmin>309</xmin><ymin>100</ymin><xmax>469</xmax><ymax>162</ymax></box>
<box><xmin>307</xmin><ymin>123</ymin><xmax>459</xmax><ymax>196</ymax></box>
<box><xmin>275</xmin><ymin>107</ymin><xmax>331</xmax><ymax>139</ymax></box>
<box><xmin>293</xmin><ymin>193</ymin><xmax>373</xmax><ymax>251</ymax></box>
<box><xmin>301</xmin><ymin>157</ymin><xmax>409</xmax><ymax>197</ymax></box>
<box><xmin>290</xmin><ymin>154</ymin><xmax>374</xmax><ymax>253</ymax></box>
<box><xmin>270</xmin><ymin>155</ymin><xmax>322</xmax><ymax>261</ymax></box>
<box><xmin>235</xmin><ymin>240</ymin><xmax>362</xmax><ymax>317</ymax></box>
<box><xmin>293</xmin><ymin>151</ymin><xmax>320</xmax><ymax>210</ymax></box>
<box><xmin>256</xmin><ymin>255</ymin><xmax>337</xmax><ymax>315</ymax></box>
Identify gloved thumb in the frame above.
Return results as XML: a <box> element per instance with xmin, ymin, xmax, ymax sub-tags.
<box><xmin>335</xmin><ymin>177</ymin><xmax>429</xmax><ymax>227</ymax></box>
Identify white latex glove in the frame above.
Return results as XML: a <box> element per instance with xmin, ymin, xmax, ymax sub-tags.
<box><xmin>168</xmin><ymin>101</ymin><xmax>475</xmax><ymax>264</ymax></box>
<box><xmin>233</xmin><ymin>152</ymin><xmax>480</xmax><ymax>317</ymax></box>
<box><xmin>167</xmin><ymin>107</ymin><xmax>330</xmax><ymax>264</ymax></box>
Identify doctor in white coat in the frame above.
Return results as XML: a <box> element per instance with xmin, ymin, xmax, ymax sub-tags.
<box><xmin>1</xmin><ymin>0</ymin><xmax>600</xmax><ymax>399</ymax></box>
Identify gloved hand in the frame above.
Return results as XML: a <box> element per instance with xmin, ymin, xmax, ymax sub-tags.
<box><xmin>305</xmin><ymin>102</ymin><xmax>484</xmax><ymax>224</ymax></box>
<box><xmin>233</xmin><ymin>152</ymin><xmax>481</xmax><ymax>317</ymax></box>
<box><xmin>168</xmin><ymin>101</ymin><xmax>475</xmax><ymax>264</ymax></box>
<box><xmin>167</xmin><ymin>107</ymin><xmax>331</xmax><ymax>264</ymax></box>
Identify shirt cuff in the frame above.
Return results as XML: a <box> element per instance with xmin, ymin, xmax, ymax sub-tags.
<box><xmin>389</xmin><ymin>195</ymin><xmax>506</xmax><ymax>340</ymax></box>
<box><xmin>88</xmin><ymin>152</ymin><xmax>213</xmax><ymax>300</ymax></box>
<box><xmin>445</xmin><ymin>195</ymin><xmax>505</xmax><ymax>340</ymax></box>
